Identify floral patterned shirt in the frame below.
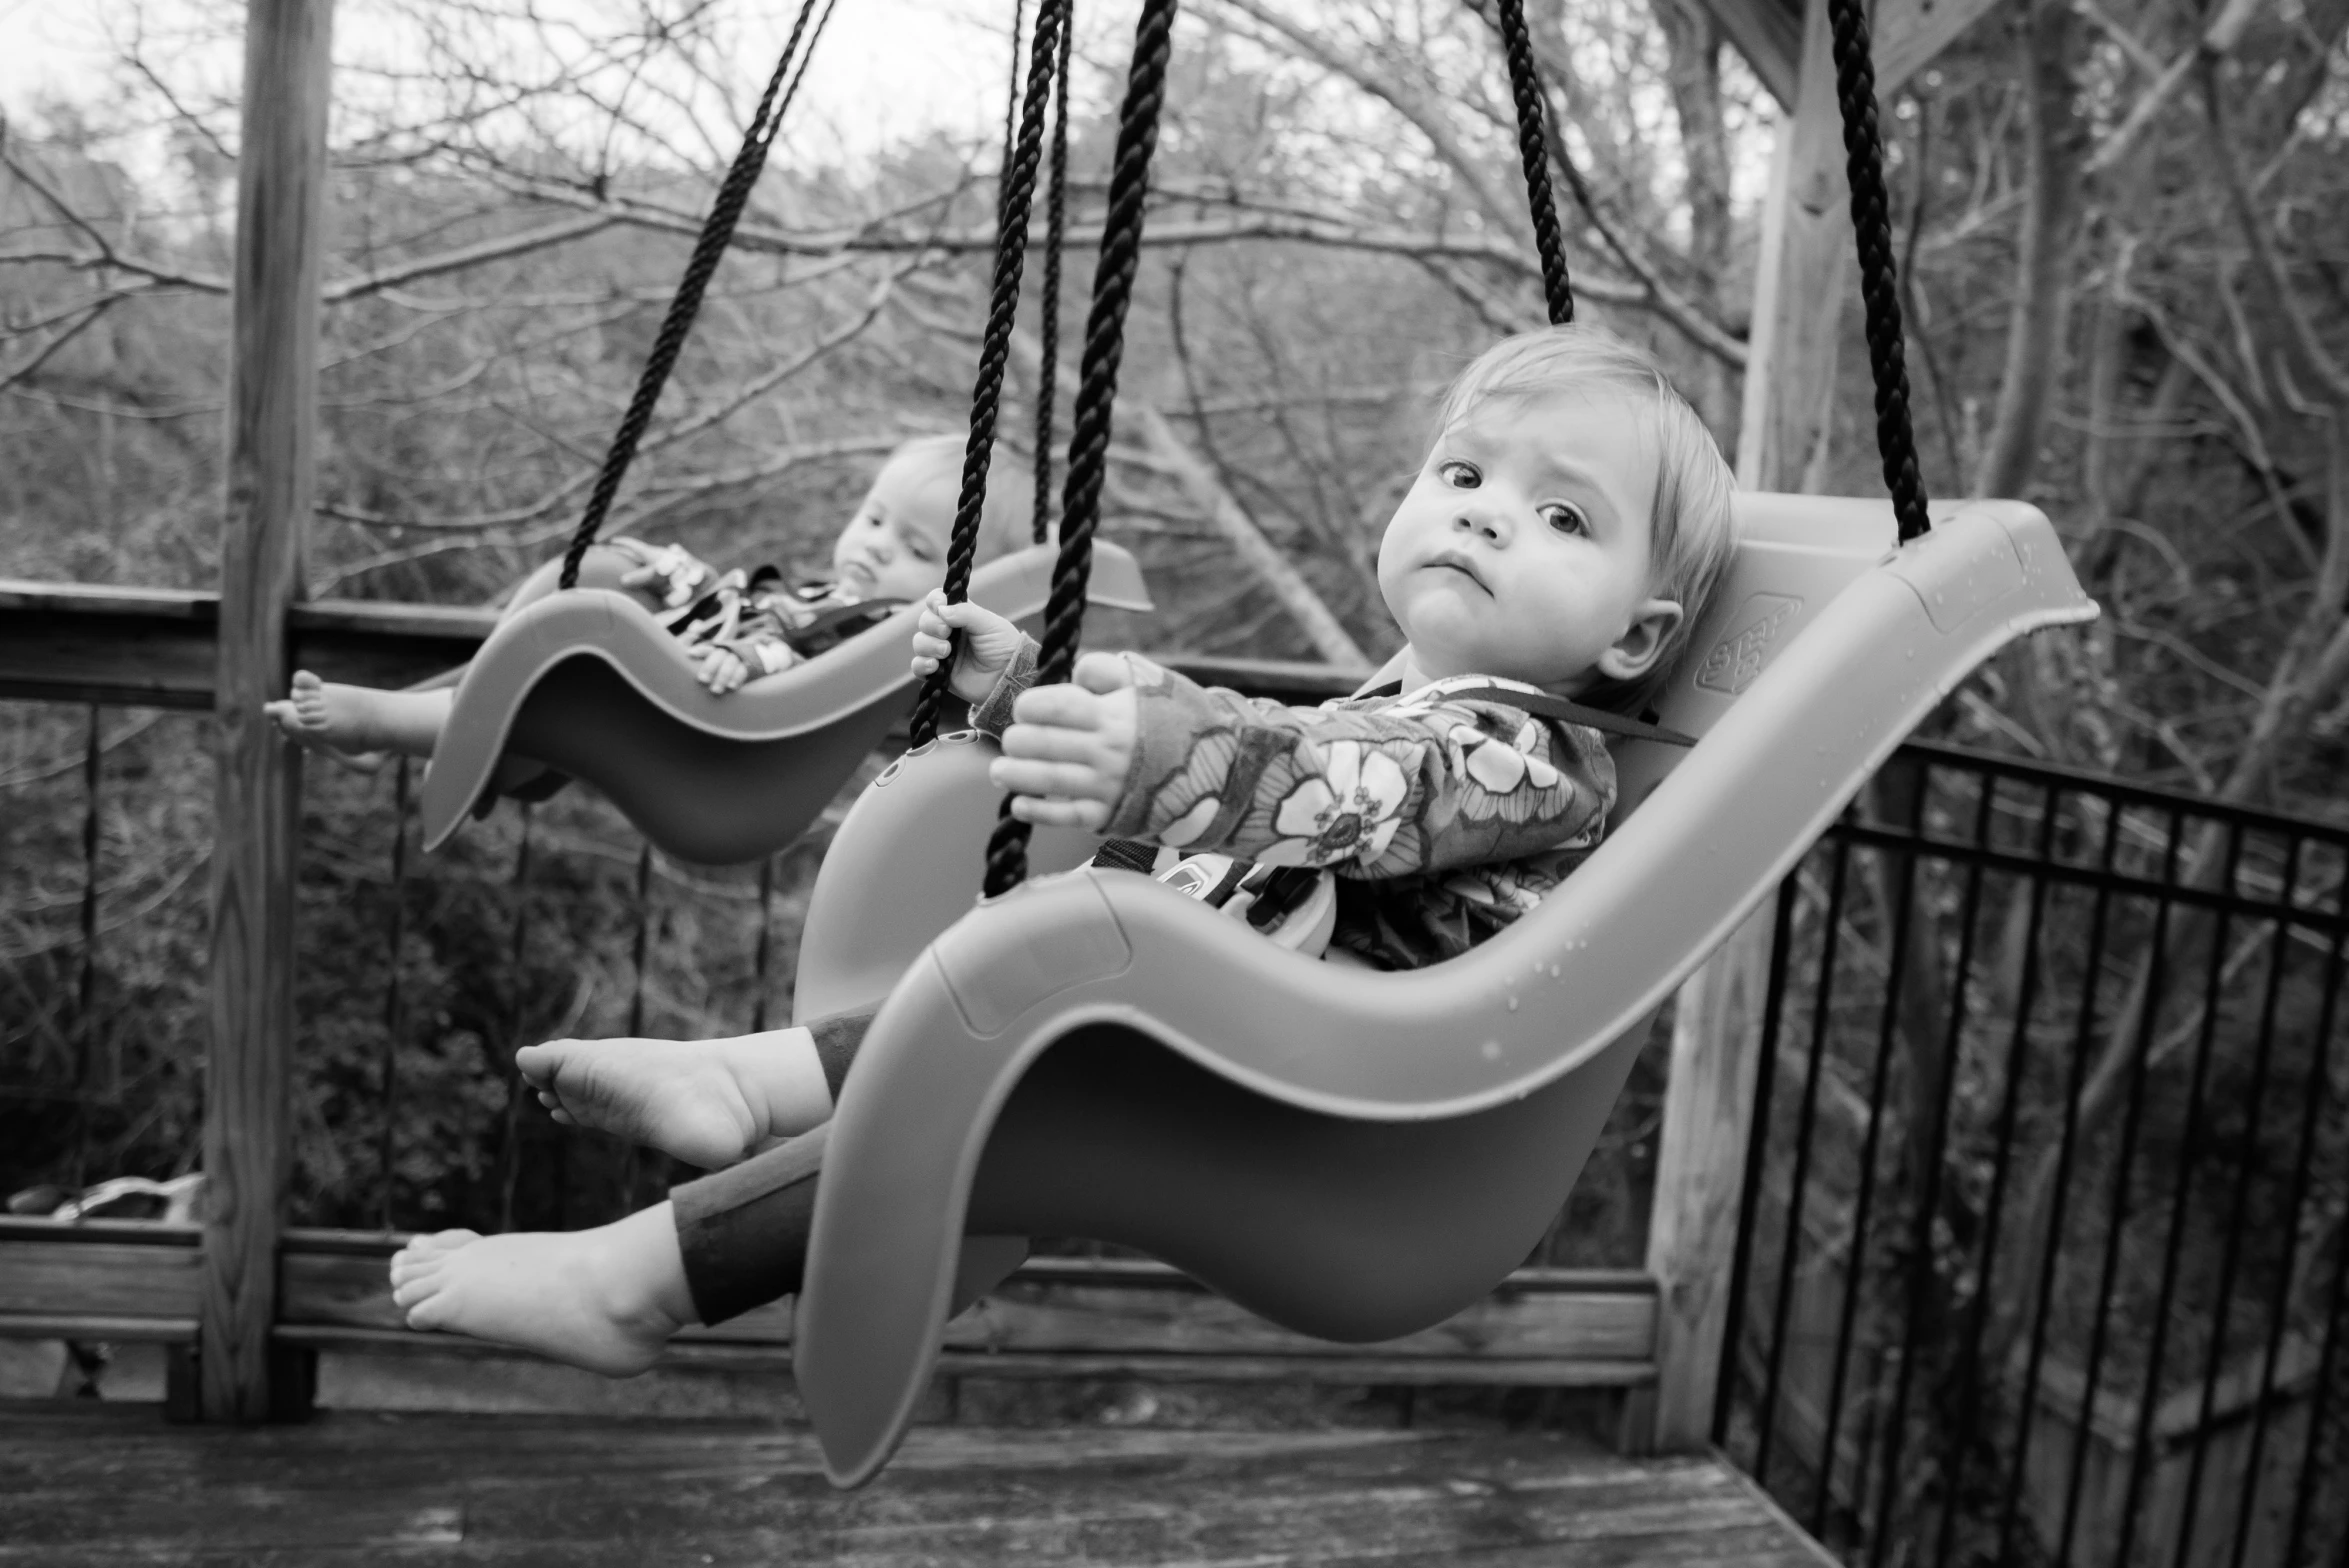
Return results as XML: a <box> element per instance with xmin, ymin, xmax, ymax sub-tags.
<box><xmin>971</xmin><ymin>641</ymin><xmax>1615</xmax><ymax>971</ymax></box>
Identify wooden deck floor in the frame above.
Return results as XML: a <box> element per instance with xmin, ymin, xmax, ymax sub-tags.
<box><xmin>1</xmin><ymin>1401</ymin><xmax>1831</xmax><ymax>1567</ymax></box>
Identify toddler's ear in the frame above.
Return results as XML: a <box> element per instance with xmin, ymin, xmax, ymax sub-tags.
<box><xmin>1595</xmin><ymin>598</ymin><xmax>1684</xmax><ymax>684</ymax></box>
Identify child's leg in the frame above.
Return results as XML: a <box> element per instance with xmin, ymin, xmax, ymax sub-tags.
<box><xmin>264</xmin><ymin>673</ymin><xmax>453</xmax><ymax>759</ymax></box>
<box><xmin>387</xmin><ymin>1125</ymin><xmax>828</xmax><ymax>1369</ymax></box>
<box><xmin>516</xmin><ymin>1014</ymin><xmax>866</xmax><ymax>1169</ymax></box>
<box><xmin>390</xmin><ymin>1200</ymin><xmax>698</xmax><ymax>1376</ymax></box>
<box><xmin>391</xmin><ymin>1026</ymin><xmax>857</xmax><ymax>1367</ymax></box>
<box><xmin>263</xmin><ymin>539</ymin><xmax>678</xmax><ymax>761</ymax></box>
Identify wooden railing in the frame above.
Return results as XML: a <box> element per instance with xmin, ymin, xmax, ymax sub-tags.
<box><xmin>0</xmin><ymin>582</ymin><xmax>1727</xmax><ymax>1427</ymax></box>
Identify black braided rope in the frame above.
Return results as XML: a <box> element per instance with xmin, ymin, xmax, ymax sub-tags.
<box><xmin>905</xmin><ymin>0</ymin><xmax>1074</xmax><ymax>746</ymax></box>
<box><xmin>1033</xmin><ymin>10</ymin><xmax>1074</xmax><ymax>546</ymax></box>
<box><xmin>1490</xmin><ymin>0</ymin><xmax>1574</xmax><ymax>325</ymax></box>
<box><xmin>997</xmin><ymin>0</ymin><xmax>1028</xmax><ymax>229</ymax></box>
<box><xmin>1825</xmin><ymin>0</ymin><xmax>1931</xmax><ymax>542</ymax></box>
<box><xmin>982</xmin><ymin>0</ymin><xmax>1179</xmax><ymax>898</ymax></box>
<box><xmin>557</xmin><ymin>0</ymin><xmax>832</xmax><ymax>589</ymax></box>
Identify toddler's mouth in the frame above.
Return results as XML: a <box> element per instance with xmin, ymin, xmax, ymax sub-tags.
<box><xmin>1423</xmin><ymin>549</ymin><xmax>1489</xmax><ymax>591</ymax></box>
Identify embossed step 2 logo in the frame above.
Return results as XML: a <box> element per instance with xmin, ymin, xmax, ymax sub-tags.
<box><xmin>1694</xmin><ymin>594</ymin><xmax>1802</xmax><ymax>696</ymax></box>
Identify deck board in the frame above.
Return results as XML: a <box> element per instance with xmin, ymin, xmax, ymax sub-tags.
<box><xmin>0</xmin><ymin>1402</ymin><xmax>1832</xmax><ymax>1566</ymax></box>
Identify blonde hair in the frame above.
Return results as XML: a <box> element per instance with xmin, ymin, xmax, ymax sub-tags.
<box><xmin>1435</xmin><ymin>325</ymin><xmax>1737</xmax><ymax>713</ymax></box>
<box><xmin>882</xmin><ymin>433</ymin><xmax>1043</xmax><ymax>565</ymax></box>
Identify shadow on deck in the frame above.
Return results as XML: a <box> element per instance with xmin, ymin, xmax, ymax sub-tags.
<box><xmin>3</xmin><ymin>1400</ymin><xmax>1833</xmax><ymax>1567</ymax></box>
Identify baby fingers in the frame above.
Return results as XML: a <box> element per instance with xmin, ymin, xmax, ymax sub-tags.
<box><xmin>1008</xmin><ymin>793</ymin><xmax>1111</xmax><ymax>832</ymax></box>
<box><xmin>992</xmin><ymin>755</ymin><xmax>1119</xmax><ymax>801</ymax></box>
<box><xmin>998</xmin><ymin>714</ymin><xmax>1114</xmax><ymax>762</ymax></box>
<box><xmin>1007</xmin><ymin>681</ymin><xmax>1109</xmax><ymax>731</ymax></box>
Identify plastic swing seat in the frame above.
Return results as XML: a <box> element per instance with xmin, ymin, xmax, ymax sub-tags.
<box><xmin>414</xmin><ymin>539</ymin><xmax>1153</xmax><ymax>865</ymax></box>
<box><xmin>783</xmin><ymin>493</ymin><xmax>2096</xmax><ymax>1487</ymax></box>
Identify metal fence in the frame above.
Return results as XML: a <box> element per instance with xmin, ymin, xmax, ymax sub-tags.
<box><xmin>1718</xmin><ymin>740</ymin><xmax>2349</xmax><ymax>1568</ymax></box>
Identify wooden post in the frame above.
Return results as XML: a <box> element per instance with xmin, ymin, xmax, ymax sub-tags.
<box><xmin>1626</xmin><ymin>0</ymin><xmax>1847</xmax><ymax>1455</ymax></box>
<box><xmin>201</xmin><ymin>0</ymin><xmax>334</xmax><ymax>1423</ymax></box>
<box><xmin>1733</xmin><ymin>0</ymin><xmax>1850</xmax><ymax>497</ymax></box>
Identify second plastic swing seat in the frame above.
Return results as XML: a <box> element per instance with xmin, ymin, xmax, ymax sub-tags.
<box><xmin>414</xmin><ymin>540</ymin><xmax>1152</xmax><ymax>865</ymax></box>
<box><xmin>786</xmin><ymin>494</ymin><xmax>2097</xmax><ymax>1487</ymax></box>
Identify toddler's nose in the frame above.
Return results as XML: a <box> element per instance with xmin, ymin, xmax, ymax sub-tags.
<box><xmin>1452</xmin><ymin>507</ymin><xmax>1507</xmax><ymax>545</ymax></box>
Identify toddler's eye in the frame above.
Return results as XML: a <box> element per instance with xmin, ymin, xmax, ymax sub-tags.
<box><xmin>1541</xmin><ymin>502</ymin><xmax>1589</xmax><ymax>536</ymax></box>
<box><xmin>1436</xmin><ymin>460</ymin><xmax>1481</xmax><ymax>489</ymax></box>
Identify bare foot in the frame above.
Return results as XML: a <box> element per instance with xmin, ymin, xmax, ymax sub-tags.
<box><xmin>516</xmin><ymin>1030</ymin><xmax>833</xmax><ymax>1169</ymax></box>
<box><xmin>388</xmin><ymin>1207</ymin><xmax>695</xmax><ymax>1376</ymax></box>
<box><xmin>263</xmin><ymin>671</ymin><xmax>446</xmax><ymax>759</ymax></box>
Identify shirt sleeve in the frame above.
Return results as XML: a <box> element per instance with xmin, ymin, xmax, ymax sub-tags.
<box><xmin>1096</xmin><ymin>656</ymin><xmax>1614</xmax><ymax>878</ymax></box>
<box><xmin>968</xmin><ymin>635</ymin><xmax>1044</xmax><ymax>739</ymax></box>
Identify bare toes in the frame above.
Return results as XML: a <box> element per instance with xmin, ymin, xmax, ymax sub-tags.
<box><xmin>402</xmin><ymin>1229</ymin><xmax>479</xmax><ymax>1262</ymax></box>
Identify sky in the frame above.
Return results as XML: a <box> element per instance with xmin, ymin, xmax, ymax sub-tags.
<box><xmin>0</xmin><ymin>0</ymin><xmax>1029</xmax><ymax>172</ymax></box>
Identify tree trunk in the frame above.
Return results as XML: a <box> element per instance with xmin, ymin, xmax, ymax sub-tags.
<box><xmin>1971</xmin><ymin>0</ymin><xmax>2088</xmax><ymax>500</ymax></box>
<box><xmin>1657</xmin><ymin>0</ymin><xmax>1737</xmax><ymax>437</ymax></box>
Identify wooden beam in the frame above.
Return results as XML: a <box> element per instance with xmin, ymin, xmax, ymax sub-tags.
<box><xmin>1734</xmin><ymin>0</ymin><xmax>1851</xmax><ymax>495</ymax></box>
<box><xmin>0</xmin><ymin>1230</ymin><xmax>1660</xmax><ymax>1390</ymax></box>
<box><xmin>0</xmin><ymin>582</ymin><xmax>496</xmax><ymax>708</ymax></box>
<box><xmin>271</xmin><ymin>1236</ymin><xmax>1661</xmax><ymax>1385</ymax></box>
<box><xmin>1629</xmin><ymin>0</ymin><xmax>1847</xmax><ymax>1457</ymax></box>
<box><xmin>202</xmin><ymin>0</ymin><xmax>335</xmax><ymax>1424</ymax></box>
<box><xmin>1693</xmin><ymin>0</ymin><xmax>2004</xmax><ymax>110</ymax></box>
<box><xmin>1692</xmin><ymin>0</ymin><xmax>1803</xmax><ymax>110</ymax></box>
<box><xmin>0</xmin><ymin>1220</ymin><xmax>203</xmax><ymax>1326</ymax></box>
<box><xmin>1875</xmin><ymin>0</ymin><xmax>2009</xmax><ymax>93</ymax></box>
<box><xmin>0</xmin><ymin>582</ymin><xmax>1359</xmax><ymax>710</ymax></box>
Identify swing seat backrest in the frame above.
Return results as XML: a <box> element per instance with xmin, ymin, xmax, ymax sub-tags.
<box><xmin>788</xmin><ymin>496</ymin><xmax>2096</xmax><ymax>1487</ymax></box>
<box><xmin>414</xmin><ymin>540</ymin><xmax>1152</xmax><ymax>866</ymax></box>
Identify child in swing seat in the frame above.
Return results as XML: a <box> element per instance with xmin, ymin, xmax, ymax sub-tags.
<box><xmin>263</xmin><ymin>434</ymin><xmax>1037</xmax><ymax>761</ymax></box>
<box><xmin>383</xmin><ymin>323</ymin><xmax>1738</xmax><ymax>1373</ymax></box>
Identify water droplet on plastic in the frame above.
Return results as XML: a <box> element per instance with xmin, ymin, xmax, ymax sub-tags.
<box><xmin>1508</xmin><ymin>996</ymin><xmax>1520</xmax><ymax>1011</ymax></box>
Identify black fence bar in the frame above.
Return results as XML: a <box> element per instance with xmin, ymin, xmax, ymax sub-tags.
<box><xmin>2057</xmin><ymin>808</ymin><xmax>2182</xmax><ymax>1568</ymax></box>
<box><xmin>378</xmin><ymin>760</ymin><xmax>411</xmax><ymax>1233</ymax></box>
<box><xmin>1928</xmin><ymin>780</ymin><xmax>2060</xmax><ymax>1568</ymax></box>
<box><xmin>1866</xmin><ymin>777</ymin><xmax>1998</xmax><ymax>1568</ymax></box>
<box><xmin>1757</xmin><ymin>836</ymin><xmax>1854</xmax><ymax>1486</ymax></box>
<box><xmin>2259</xmin><ymin>920</ymin><xmax>2346</xmax><ymax>1568</ymax></box>
<box><xmin>1995</xmin><ymin>789</ymin><xmax>2124</xmax><ymax>1563</ymax></box>
<box><xmin>1810</xmin><ymin>776</ymin><xmax>1929</xmax><ymax>1537</ymax></box>
<box><xmin>1714</xmin><ymin>872</ymin><xmax>1804</xmax><ymax>1446</ymax></box>
<box><xmin>1722</xmin><ymin>751</ymin><xmax>2349</xmax><ymax>1568</ymax></box>
<box><xmin>2171</xmin><ymin>832</ymin><xmax>2296</xmax><ymax>1566</ymax></box>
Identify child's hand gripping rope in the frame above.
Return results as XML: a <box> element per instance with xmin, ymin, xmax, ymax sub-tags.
<box><xmin>909</xmin><ymin>591</ymin><xmax>1029</xmax><ymax>703</ymax></box>
<box><xmin>909</xmin><ymin>594</ymin><xmax>1138</xmax><ymax>832</ymax></box>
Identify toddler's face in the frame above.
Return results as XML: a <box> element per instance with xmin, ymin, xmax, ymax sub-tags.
<box><xmin>1377</xmin><ymin>391</ymin><xmax>1679</xmax><ymax>692</ymax></box>
<box><xmin>831</xmin><ymin>454</ymin><xmax>960</xmax><ymax>601</ymax></box>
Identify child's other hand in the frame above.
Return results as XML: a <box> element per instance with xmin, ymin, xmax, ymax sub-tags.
<box><xmin>619</xmin><ymin>545</ymin><xmax>709</xmax><ymax>608</ymax></box>
<box><xmin>910</xmin><ymin>590</ymin><xmax>1024</xmax><ymax>703</ymax></box>
<box><xmin>994</xmin><ymin>653</ymin><xmax>1139</xmax><ymax>832</ymax></box>
<box><xmin>694</xmin><ymin>645</ymin><xmax>751</xmax><ymax>695</ymax></box>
